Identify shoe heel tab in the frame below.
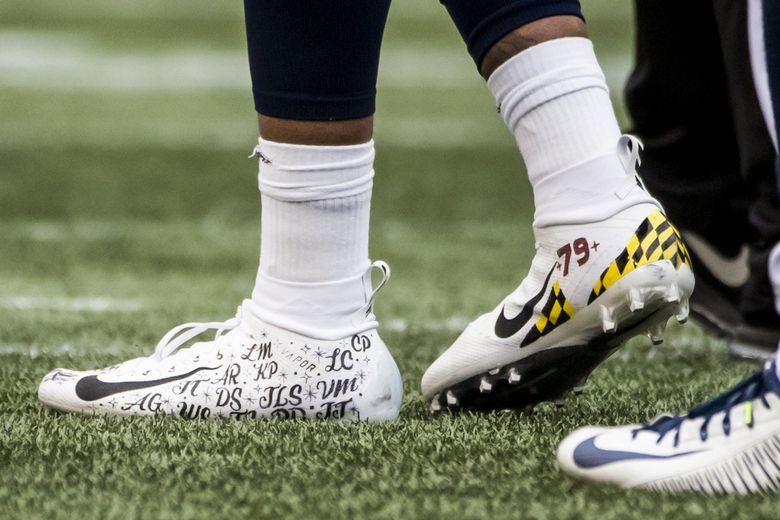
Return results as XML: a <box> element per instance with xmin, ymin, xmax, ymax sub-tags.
<box><xmin>617</xmin><ymin>134</ymin><xmax>643</xmax><ymax>172</ymax></box>
<box><xmin>362</xmin><ymin>260</ymin><xmax>391</xmax><ymax>316</ymax></box>
<box><xmin>615</xmin><ymin>135</ymin><xmax>650</xmax><ymax>200</ymax></box>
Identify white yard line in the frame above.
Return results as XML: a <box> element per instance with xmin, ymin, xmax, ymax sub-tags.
<box><xmin>382</xmin><ymin>316</ymin><xmax>472</xmax><ymax>333</ymax></box>
<box><xmin>0</xmin><ymin>317</ymin><xmax>469</xmax><ymax>358</ymax></box>
<box><xmin>0</xmin><ymin>30</ymin><xmax>631</xmax><ymax>150</ymax></box>
<box><xmin>0</xmin><ymin>343</ymin><xmax>133</xmax><ymax>357</ymax></box>
<box><xmin>0</xmin><ymin>30</ymin><xmax>632</xmax><ymax>92</ymax></box>
<box><xmin>0</xmin><ymin>330</ymin><xmax>718</xmax><ymax>358</ymax></box>
<box><xmin>0</xmin><ymin>31</ymin><xmax>251</xmax><ymax>92</ymax></box>
<box><xmin>0</xmin><ymin>296</ymin><xmax>143</xmax><ymax>312</ymax></box>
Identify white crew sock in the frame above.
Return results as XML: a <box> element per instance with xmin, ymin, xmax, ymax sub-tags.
<box><xmin>250</xmin><ymin>138</ymin><xmax>375</xmax><ymax>339</ymax></box>
<box><xmin>488</xmin><ymin>37</ymin><xmax>656</xmax><ymax>229</ymax></box>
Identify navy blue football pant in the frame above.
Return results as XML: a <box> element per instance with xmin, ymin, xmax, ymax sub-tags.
<box><xmin>243</xmin><ymin>0</ymin><xmax>582</xmax><ymax>121</ymax></box>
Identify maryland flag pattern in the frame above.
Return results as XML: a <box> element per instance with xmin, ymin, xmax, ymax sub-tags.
<box><xmin>588</xmin><ymin>211</ymin><xmax>691</xmax><ymax>304</ymax></box>
<box><xmin>521</xmin><ymin>280</ymin><xmax>577</xmax><ymax>347</ymax></box>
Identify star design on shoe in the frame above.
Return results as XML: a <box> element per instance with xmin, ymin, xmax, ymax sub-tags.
<box><xmin>38</xmin><ymin>293</ymin><xmax>403</xmax><ymax>422</ymax></box>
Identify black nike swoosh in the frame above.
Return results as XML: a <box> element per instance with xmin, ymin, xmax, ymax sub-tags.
<box><xmin>74</xmin><ymin>366</ymin><xmax>221</xmax><ymax>401</ymax></box>
<box><xmin>494</xmin><ymin>266</ymin><xmax>556</xmax><ymax>339</ymax></box>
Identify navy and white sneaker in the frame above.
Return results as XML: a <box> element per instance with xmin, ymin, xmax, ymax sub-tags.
<box><xmin>558</xmin><ymin>362</ymin><xmax>780</xmax><ymax>494</ymax></box>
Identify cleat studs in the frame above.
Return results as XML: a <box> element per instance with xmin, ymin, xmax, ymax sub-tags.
<box><xmin>446</xmin><ymin>390</ymin><xmax>458</xmax><ymax>407</ymax></box>
<box><xmin>554</xmin><ymin>398</ymin><xmax>566</xmax><ymax>408</ymax></box>
<box><xmin>600</xmin><ymin>306</ymin><xmax>617</xmax><ymax>333</ymax></box>
<box><xmin>675</xmin><ymin>298</ymin><xmax>690</xmax><ymax>323</ymax></box>
<box><xmin>479</xmin><ymin>377</ymin><xmax>493</xmax><ymax>393</ymax></box>
<box><xmin>573</xmin><ymin>375</ymin><xmax>588</xmax><ymax>395</ymax></box>
<box><xmin>628</xmin><ymin>288</ymin><xmax>644</xmax><ymax>312</ymax></box>
<box><xmin>488</xmin><ymin>368</ymin><xmax>500</xmax><ymax>376</ymax></box>
<box><xmin>647</xmin><ymin>322</ymin><xmax>666</xmax><ymax>345</ymax></box>
<box><xmin>665</xmin><ymin>284</ymin><xmax>680</xmax><ymax>303</ymax></box>
<box><xmin>508</xmin><ymin>368</ymin><xmax>522</xmax><ymax>385</ymax></box>
<box><xmin>430</xmin><ymin>395</ymin><xmax>442</xmax><ymax>413</ymax></box>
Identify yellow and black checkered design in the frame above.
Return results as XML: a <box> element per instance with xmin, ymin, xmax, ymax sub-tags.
<box><xmin>588</xmin><ymin>211</ymin><xmax>691</xmax><ymax>304</ymax></box>
<box><xmin>521</xmin><ymin>280</ymin><xmax>576</xmax><ymax>347</ymax></box>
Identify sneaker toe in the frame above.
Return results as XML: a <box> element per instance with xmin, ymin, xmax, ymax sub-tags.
<box><xmin>38</xmin><ymin>368</ymin><xmax>90</xmax><ymax>412</ymax></box>
<box><xmin>557</xmin><ymin>426</ymin><xmax>611</xmax><ymax>472</ymax></box>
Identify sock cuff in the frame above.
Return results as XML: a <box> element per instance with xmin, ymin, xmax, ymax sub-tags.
<box><xmin>257</xmin><ymin>137</ymin><xmax>375</xmax><ymax>167</ymax></box>
<box><xmin>256</xmin><ymin>138</ymin><xmax>375</xmax><ymax>202</ymax></box>
<box><xmin>488</xmin><ymin>38</ymin><xmax>609</xmax><ymax>128</ymax></box>
<box><xmin>531</xmin><ymin>153</ymin><xmax>657</xmax><ymax>228</ymax></box>
<box><xmin>251</xmin><ymin>267</ymin><xmax>376</xmax><ymax>340</ymax></box>
<box><xmin>487</xmin><ymin>37</ymin><xmax>599</xmax><ymax>92</ymax></box>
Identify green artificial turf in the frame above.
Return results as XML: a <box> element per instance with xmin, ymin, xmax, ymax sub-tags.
<box><xmin>1</xmin><ymin>1</ymin><xmax>776</xmax><ymax>518</ymax></box>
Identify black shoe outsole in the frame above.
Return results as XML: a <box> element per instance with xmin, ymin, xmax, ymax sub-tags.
<box><xmin>430</xmin><ymin>307</ymin><xmax>668</xmax><ymax>414</ymax></box>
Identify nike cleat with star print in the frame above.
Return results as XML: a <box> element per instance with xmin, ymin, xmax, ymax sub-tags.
<box><xmin>38</xmin><ymin>262</ymin><xmax>403</xmax><ymax>422</ymax></box>
<box><xmin>422</xmin><ymin>202</ymin><xmax>694</xmax><ymax>413</ymax></box>
<box><xmin>557</xmin><ymin>362</ymin><xmax>780</xmax><ymax>494</ymax></box>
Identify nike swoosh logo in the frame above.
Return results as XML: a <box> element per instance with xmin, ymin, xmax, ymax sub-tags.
<box><xmin>74</xmin><ymin>366</ymin><xmax>220</xmax><ymax>401</ymax></box>
<box><xmin>682</xmin><ymin>230</ymin><xmax>749</xmax><ymax>288</ymax></box>
<box><xmin>572</xmin><ymin>435</ymin><xmax>703</xmax><ymax>469</ymax></box>
<box><xmin>494</xmin><ymin>266</ymin><xmax>555</xmax><ymax>339</ymax></box>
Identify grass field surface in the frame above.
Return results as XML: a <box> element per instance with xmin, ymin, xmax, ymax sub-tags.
<box><xmin>1</xmin><ymin>1</ymin><xmax>776</xmax><ymax>518</ymax></box>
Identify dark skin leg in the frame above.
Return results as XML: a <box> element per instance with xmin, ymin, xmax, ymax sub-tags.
<box><xmin>258</xmin><ymin>16</ymin><xmax>586</xmax><ymax>144</ymax></box>
<box><xmin>480</xmin><ymin>15</ymin><xmax>588</xmax><ymax>79</ymax></box>
<box><xmin>259</xmin><ymin>114</ymin><xmax>373</xmax><ymax>146</ymax></box>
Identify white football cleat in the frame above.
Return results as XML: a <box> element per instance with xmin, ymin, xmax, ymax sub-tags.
<box><xmin>422</xmin><ymin>140</ymin><xmax>694</xmax><ymax>412</ymax></box>
<box><xmin>38</xmin><ymin>263</ymin><xmax>403</xmax><ymax>422</ymax></box>
<box><xmin>558</xmin><ymin>362</ymin><xmax>780</xmax><ymax>494</ymax></box>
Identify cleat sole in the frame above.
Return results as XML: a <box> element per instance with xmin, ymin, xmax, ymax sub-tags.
<box><xmin>675</xmin><ymin>298</ymin><xmax>690</xmax><ymax>323</ymax></box>
<box><xmin>600</xmin><ymin>305</ymin><xmax>617</xmax><ymax>333</ymax></box>
<box><xmin>647</xmin><ymin>321</ymin><xmax>666</xmax><ymax>345</ymax></box>
<box><xmin>665</xmin><ymin>284</ymin><xmax>680</xmax><ymax>303</ymax></box>
<box><xmin>446</xmin><ymin>390</ymin><xmax>458</xmax><ymax>407</ymax></box>
<box><xmin>428</xmin><ymin>261</ymin><xmax>694</xmax><ymax>414</ymax></box>
<box><xmin>628</xmin><ymin>288</ymin><xmax>644</xmax><ymax>312</ymax></box>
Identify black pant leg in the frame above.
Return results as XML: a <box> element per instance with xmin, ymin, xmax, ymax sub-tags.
<box><xmin>626</xmin><ymin>0</ymin><xmax>752</xmax><ymax>256</ymax></box>
<box><xmin>713</xmin><ymin>0</ymin><xmax>780</xmax><ymax>325</ymax></box>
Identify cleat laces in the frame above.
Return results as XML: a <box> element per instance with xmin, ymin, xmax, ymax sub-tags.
<box><xmin>152</xmin><ymin>305</ymin><xmax>244</xmax><ymax>361</ymax></box>
<box><xmin>633</xmin><ymin>364</ymin><xmax>775</xmax><ymax>446</ymax></box>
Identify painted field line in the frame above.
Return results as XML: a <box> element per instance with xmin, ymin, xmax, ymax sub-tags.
<box><xmin>0</xmin><ymin>343</ymin><xmax>134</xmax><ymax>357</ymax></box>
<box><xmin>0</xmin><ymin>296</ymin><xmax>143</xmax><ymax>312</ymax></box>
<box><xmin>382</xmin><ymin>316</ymin><xmax>471</xmax><ymax>333</ymax></box>
<box><xmin>0</xmin><ymin>30</ymin><xmax>632</xmax><ymax>92</ymax></box>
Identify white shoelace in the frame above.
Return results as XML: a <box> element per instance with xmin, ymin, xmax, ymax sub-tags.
<box><xmin>152</xmin><ymin>305</ymin><xmax>243</xmax><ymax>361</ymax></box>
